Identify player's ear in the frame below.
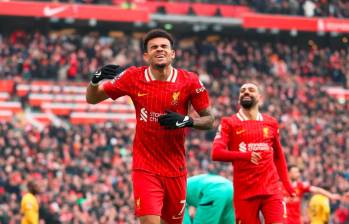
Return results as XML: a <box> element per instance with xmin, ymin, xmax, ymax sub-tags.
<box><xmin>171</xmin><ymin>49</ymin><xmax>175</xmax><ymax>60</ymax></box>
<box><xmin>257</xmin><ymin>94</ymin><xmax>264</xmax><ymax>107</ymax></box>
<box><xmin>143</xmin><ymin>52</ymin><xmax>150</xmax><ymax>63</ymax></box>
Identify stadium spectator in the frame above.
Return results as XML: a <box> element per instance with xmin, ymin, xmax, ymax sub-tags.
<box><xmin>284</xmin><ymin>165</ymin><xmax>341</xmax><ymax>224</ymax></box>
<box><xmin>21</xmin><ymin>180</ymin><xmax>41</xmax><ymax>224</ymax></box>
<box><xmin>308</xmin><ymin>194</ymin><xmax>331</xmax><ymax>223</ymax></box>
<box><xmin>249</xmin><ymin>0</ymin><xmax>349</xmax><ymax>18</ymax></box>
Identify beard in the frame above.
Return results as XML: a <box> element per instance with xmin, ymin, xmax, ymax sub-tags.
<box><xmin>154</xmin><ymin>63</ymin><xmax>167</xmax><ymax>69</ymax></box>
<box><xmin>239</xmin><ymin>96</ymin><xmax>257</xmax><ymax>109</ymax></box>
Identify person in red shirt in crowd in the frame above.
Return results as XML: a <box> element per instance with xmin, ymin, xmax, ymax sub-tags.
<box><xmin>86</xmin><ymin>29</ymin><xmax>214</xmax><ymax>224</ymax></box>
<box><xmin>284</xmin><ymin>165</ymin><xmax>341</xmax><ymax>224</ymax></box>
<box><xmin>334</xmin><ymin>203</ymin><xmax>349</xmax><ymax>224</ymax></box>
<box><xmin>211</xmin><ymin>82</ymin><xmax>295</xmax><ymax>224</ymax></box>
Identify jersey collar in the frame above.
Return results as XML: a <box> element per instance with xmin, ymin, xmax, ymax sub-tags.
<box><xmin>144</xmin><ymin>67</ymin><xmax>178</xmax><ymax>82</ymax></box>
<box><xmin>237</xmin><ymin>109</ymin><xmax>263</xmax><ymax>121</ymax></box>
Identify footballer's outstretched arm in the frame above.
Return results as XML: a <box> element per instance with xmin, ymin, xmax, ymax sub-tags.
<box><xmin>310</xmin><ymin>186</ymin><xmax>341</xmax><ymax>200</ymax></box>
<box><xmin>86</xmin><ymin>64</ymin><xmax>123</xmax><ymax>104</ymax></box>
<box><xmin>193</xmin><ymin>108</ymin><xmax>214</xmax><ymax>130</ymax></box>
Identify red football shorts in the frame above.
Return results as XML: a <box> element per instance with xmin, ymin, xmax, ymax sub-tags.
<box><xmin>235</xmin><ymin>194</ymin><xmax>286</xmax><ymax>224</ymax></box>
<box><xmin>132</xmin><ymin>170</ymin><xmax>187</xmax><ymax>224</ymax></box>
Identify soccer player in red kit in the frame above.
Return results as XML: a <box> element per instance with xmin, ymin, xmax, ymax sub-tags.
<box><xmin>86</xmin><ymin>29</ymin><xmax>214</xmax><ymax>224</ymax></box>
<box><xmin>284</xmin><ymin>165</ymin><xmax>340</xmax><ymax>224</ymax></box>
<box><xmin>211</xmin><ymin>82</ymin><xmax>295</xmax><ymax>224</ymax></box>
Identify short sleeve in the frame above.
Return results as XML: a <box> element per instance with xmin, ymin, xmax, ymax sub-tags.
<box><xmin>213</xmin><ymin>117</ymin><xmax>231</xmax><ymax>149</ymax></box>
<box><xmin>189</xmin><ymin>73</ymin><xmax>210</xmax><ymax>112</ymax></box>
<box><xmin>302</xmin><ymin>181</ymin><xmax>311</xmax><ymax>193</ymax></box>
<box><xmin>102</xmin><ymin>67</ymin><xmax>135</xmax><ymax>100</ymax></box>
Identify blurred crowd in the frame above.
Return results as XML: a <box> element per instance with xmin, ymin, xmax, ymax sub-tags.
<box><xmin>247</xmin><ymin>0</ymin><xmax>349</xmax><ymax>18</ymax></box>
<box><xmin>0</xmin><ymin>30</ymin><xmax>349</xmax><ymax>223</ymax></box>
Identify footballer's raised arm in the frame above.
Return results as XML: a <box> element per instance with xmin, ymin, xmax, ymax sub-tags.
<box><xmin>86</xmin><ymin>64</ymin><xmax>124</xmax><ymax>104</ymax></box>
<box><xmin>193</xmin><ymin>108</ymin><xmax>214</xmax><ymax>130</ymax></box>
<box><xmin>86</xmin><ymin>83</ymin><xmax>109</xmax><ymax>104</ymax></box>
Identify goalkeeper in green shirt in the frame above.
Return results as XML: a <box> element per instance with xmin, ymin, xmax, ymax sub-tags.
<box><xmin>183</xmin><ymin>174</ymin><xmax>235</xmax><ymax>224</ymax></box>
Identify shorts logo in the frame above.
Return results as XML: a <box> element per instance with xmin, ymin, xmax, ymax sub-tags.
<box><xmin>172</xmin><ymin>199</ymin><xmax>186</xmax><ymax>220</ymax></box>
<box><xmin>171</xmin><ymin>91</ymin><xmax>180</xmax><ymax>105</ymax></box>
<box><xmin>140</xmin><ymin>108</ymin><xmax>148</xmax><ymax>122</ymax></box>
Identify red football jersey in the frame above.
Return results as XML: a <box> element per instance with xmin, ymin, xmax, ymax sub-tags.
<box><xmin>284</xmin><ymin>181</ymin><xmax>310</xmax><ymax>224</ymax></box>
<box><xmin>103</xmin><ymin>66</ymin><xmax>209</xmax><ymax>177</ymax></box>
<box><xmin>213</xmin><ymin>110</ymin><xmax>287</xmax><ymax>199</ymax></box>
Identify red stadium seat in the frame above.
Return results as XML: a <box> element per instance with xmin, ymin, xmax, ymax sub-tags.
<box><xmin>31</xmin><ymin>113</ymin><xmax>53</xmax><ymax>125</ymax></box>
<box><xmin>0</xmin><ymin>101</ymin><xmax>22</xmax><ymax>113</ymax></box>
<box><xmin>0</xmin><ymin>92</ymin><xmax>10</xmax><ymax>101</ymax></box>
<box><xmin>0</xmin><ymin>80</ymin><xmax>14</xmax><ymax>94</ymax></box>
<box><xmin>0</xmin><ymin>110</ymin><xmax>13</xmax><ymax>122</ymax></box>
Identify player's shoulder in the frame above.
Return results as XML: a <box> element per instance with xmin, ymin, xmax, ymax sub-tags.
<box><xmin>261</xmin><ymin>114</ymin><xmax>278</xmax><ymax>125</ymax></box>
<box><xmin>301</xmin><ymin>181</ymin><xmax>311</xmax><ymax>189</ymax></box>
<box><xmin>123</xmin><ymin>66</ymin><xmax>144</xmax><ymax>76</ymax></box>
<box><xmin>176</xmin><ymin>68</ymin><xmax>199</xmax><ymax>80</ymax></box>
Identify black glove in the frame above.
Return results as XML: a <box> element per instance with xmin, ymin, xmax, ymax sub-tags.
<box><xmin>158</xmin><ymin>110</ymin><xmax>194</xmax><ymax>129</ymax></box>
<box><xmin>91</xmin><ymin>64</ymin><xmax>124</xmax><ymax>85</ymax></box>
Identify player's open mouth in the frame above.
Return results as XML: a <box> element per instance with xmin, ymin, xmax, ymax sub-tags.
<box><xmin>156</xmin><ymin>55</ymin><xmax>165</xmax><ymax>58</ymax></box>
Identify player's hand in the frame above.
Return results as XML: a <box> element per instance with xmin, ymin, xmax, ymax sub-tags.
<box><xmin>250</xmin><ymin>151</ymin><xmax>261</xmax><ymax>165</ymax></box>
<box><xmin>158</xmin><ymin>110</ymin><xmax>194</xmax><ymax>129</ymax></box>
<box><xmin>91</xmin><ymin>64</ymin><xmax>123</xmax><ymax>85</ymax></box>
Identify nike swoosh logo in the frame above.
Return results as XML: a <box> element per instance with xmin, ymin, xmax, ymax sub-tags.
<box><xmin>137</xmin><ymin>93</ymin><xmax>147</xmax><ymax>97</ymax></box>
<box><xmin>176</xmin><ymin>116</ymin><xmax>189</xmax><ymax>127</ymax></box>
<box><xmin>95</xmin><ymin>71</ymin><xmax>101</xmax><ymax>77</ymax></box>
<box><xmin>43</xmin><ymin>6</ymin><xmax>67</xmax><ymax>17</ymax></box>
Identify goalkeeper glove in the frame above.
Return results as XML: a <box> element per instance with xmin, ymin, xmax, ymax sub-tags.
<box><xmin>91</xmin><ymin>64</ymin><xmax>124</xmax><ymax>86</ymax></box>
<box><xmin>158</xmin><ymin>110</ymin><xmax>194</xmax><ymax>129</ymax></box>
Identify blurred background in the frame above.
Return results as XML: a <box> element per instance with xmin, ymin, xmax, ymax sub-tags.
<box><xmin>0</xmin><ymin>0</ymin><xmax>348</xmax><ymax>223</ymax></box>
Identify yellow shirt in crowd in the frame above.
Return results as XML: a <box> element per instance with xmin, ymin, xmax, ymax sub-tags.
<box><xmin>308</xmin><ymin>194</ymin><xmax>330</xmax><ymax>224</ymax></box>
<box><xmin>21</xmin><ymin>193</ymin><xmax>39</xmax><ymax>224</ymax></box>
